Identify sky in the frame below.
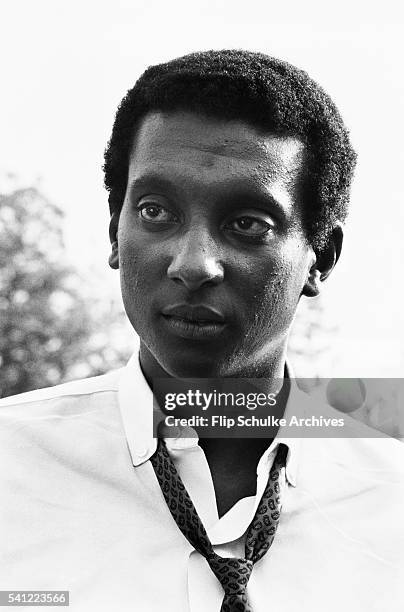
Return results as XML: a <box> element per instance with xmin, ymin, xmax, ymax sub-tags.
<box><xmin>1</xmin><ymin>0</ymin><xmax>403</xmax><ymax>376</ymax></box>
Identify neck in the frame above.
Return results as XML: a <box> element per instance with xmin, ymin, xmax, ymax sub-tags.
<box><xmin>139</xmin><ymin>341</ymin><xmax>289</xmax><ymax>456</ymax></box>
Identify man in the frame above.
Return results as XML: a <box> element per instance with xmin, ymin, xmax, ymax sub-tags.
<box><xmin>1</xmin><ymin>50</ymin><xmax>403</xmax><ymax>611</ymax></box>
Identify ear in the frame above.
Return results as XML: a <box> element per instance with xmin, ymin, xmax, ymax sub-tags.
<box><xmin>302</xmin><ymin>223</ymin><xmax>343</xmax><ymax>297</ymax></box>
<box><xmin>108</xmin><ymin>211</ymin><xmax>120</xmax><ymax>270</ymax></box>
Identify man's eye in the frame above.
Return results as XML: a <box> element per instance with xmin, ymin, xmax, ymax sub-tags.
<box><xmin>228</xmin><ymin>216</ymin><xmax>272</xmax><ymax>236</ymax></box>
<box><xmin>138</xmin><ymin>203</ymin><xmax>177</xmax><ymax>223</ymax></box>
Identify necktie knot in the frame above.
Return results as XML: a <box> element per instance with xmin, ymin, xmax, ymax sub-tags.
<box><xmin>207</xmin><ymin>554</ymin><xmax>253</xmax><ymax>595</ymax></box>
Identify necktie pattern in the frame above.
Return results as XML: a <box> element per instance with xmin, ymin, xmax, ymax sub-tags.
<box><xmin>150</xmin><ymin>439</ymin><xmax>287</xmax><ymax>612</ymax></box>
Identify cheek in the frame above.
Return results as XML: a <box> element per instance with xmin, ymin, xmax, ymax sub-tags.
<box><xmin>246</xmin><ymin>247</ymin><xmax>309</xmax><ymax>325</ymax></box>
<box><xmin>119</xmin><ymin>239</ymin><xmax>141</xmax><ymax>295</ymax></box>
<box><xmin>117</xmin><ymin>232</ymin><xmax>153</xmax><ymax>318</ymax></box>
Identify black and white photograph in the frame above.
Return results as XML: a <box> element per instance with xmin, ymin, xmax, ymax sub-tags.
<box><xmin>1</xmin><ymin>2</ymin><xmax>403</xmax><ymax>611</ymax></box>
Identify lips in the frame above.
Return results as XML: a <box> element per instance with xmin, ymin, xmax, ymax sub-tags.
<box><xmin>161</xmin><ymin>304</ymin><xmax>225</xmax><ymax>324</ymax></box>
<box><xmin>161</xmin><ymin>304</ymin><xmax>226</xmax><ymax>340</ymax></box>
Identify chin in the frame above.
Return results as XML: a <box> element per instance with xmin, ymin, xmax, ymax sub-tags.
<box><xmin>160</xmin><ymin>353</ymin><xmax>224</xmax><ymax>379</ymax></box>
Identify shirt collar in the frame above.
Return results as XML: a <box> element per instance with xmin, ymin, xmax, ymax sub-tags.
<box><xmin>118</xmin><ymin>349</ymin><xmax>303</xmax><ymax>486</ymax></box>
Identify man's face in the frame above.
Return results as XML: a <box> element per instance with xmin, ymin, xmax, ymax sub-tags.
<box><xmin>112</xmin><ymin>111</ymin><xmax>315</xmax><ymax>378</ymax></box>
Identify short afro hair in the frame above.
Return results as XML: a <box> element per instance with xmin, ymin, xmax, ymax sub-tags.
<box><xmin>103</xmin><ymin>49</ymin><xmax>357</xmax><ymax>252</ymax></box>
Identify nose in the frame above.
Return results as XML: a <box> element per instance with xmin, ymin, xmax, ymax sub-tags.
<box><xmin>167</xmin><ymin>227</ymin><xmax>224</xmax><ymax>291</ymax></box>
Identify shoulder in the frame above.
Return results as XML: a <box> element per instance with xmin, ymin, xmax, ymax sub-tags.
<box><xmin>0</xmin><ymin>368</ymin><xmax>124</xmax><ymax>418</ymax></box>
<box><xmin>296</xmin><ymin>387</ymin><xmax>404</xmax><ymax>479</ymax></box>
<box><xmin>0</xmin><ymin>369</ymin><xmax>128</xmax><ymax>470</ymax></box>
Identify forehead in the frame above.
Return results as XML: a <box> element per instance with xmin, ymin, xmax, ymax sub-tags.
<box><xmin>129</xmin><ymin>111</ymin><xmax>306</xmax><ymax>184</ymax></box>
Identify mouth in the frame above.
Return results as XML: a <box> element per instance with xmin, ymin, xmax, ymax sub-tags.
<box><xmin>161</xmin><ymin>304</ymin><xmax>227</xmax><ymax>340</ymax></box>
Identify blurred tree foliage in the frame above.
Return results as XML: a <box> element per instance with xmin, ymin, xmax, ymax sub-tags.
<box><xmin>0</xmin><ymin>187</ymin><xmax>132</xmax><ymax>398</ymax></box>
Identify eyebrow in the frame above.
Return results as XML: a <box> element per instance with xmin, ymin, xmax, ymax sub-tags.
<box><xmin>128</xmin><ymin>174</ymin><xmax>181</xmax><ymax>200</ymax></box>
<box><xmin>128</xmin><ymin>172</ymin><xmax>292</xmax><ymax>224</ymax></box>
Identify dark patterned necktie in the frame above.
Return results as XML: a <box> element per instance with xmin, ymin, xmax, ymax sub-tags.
<box><xmin>150</xmin><ymin>439</ymin><xmax>287</xmax><ymax>612</ymax></box>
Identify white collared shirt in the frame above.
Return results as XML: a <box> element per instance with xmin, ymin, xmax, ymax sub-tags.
<box><xmin>1</xmin><ymin>354</ymin><xmax>403</xmax><ymax>612</ymax></box>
